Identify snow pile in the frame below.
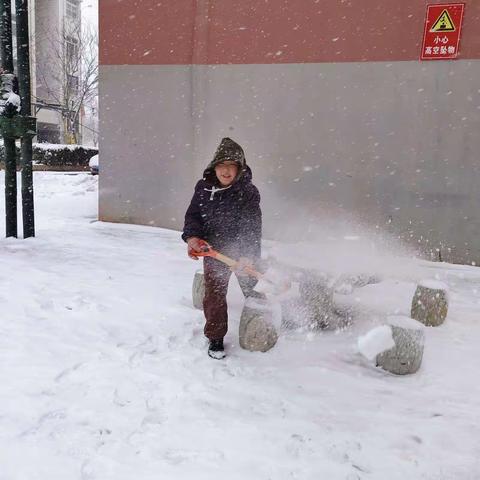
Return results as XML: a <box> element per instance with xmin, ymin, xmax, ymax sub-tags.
<box><xmin>0</xmin><ymin>73</ymin><xmax>21</xmax><ymax>115</ymax></box>
<box><xmin>388</xmin><ymin>315</ymin><xmax>424</xmax><ymax>330</ymax></box>
<box><xmin>357</xmin><ymin>325</ymin><xmax>395</xmax><ymax>360</ymax></box>
<box><xmin>0</xmin><ymin>91</ymin><xmax>21</xmax><ymax>114</ymax></box>
<box><xmin>418</xmin><ymin>279</ymin><xmax>449</xmax><ymax>292</ymax></box>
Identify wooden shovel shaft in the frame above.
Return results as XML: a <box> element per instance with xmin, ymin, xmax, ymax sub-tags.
<box><xmin>194</xmin><ymin>246</ymin><xmax>292</xmax><ymax>295</ymax></box>
<box><xmin>195</xmin><ymin>248</ymin><xmax>264</xmax><ymax>280</ymax></box>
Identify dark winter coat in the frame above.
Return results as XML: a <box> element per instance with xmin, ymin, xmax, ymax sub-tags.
<box><xmin>182</xmin><ymin>138</ymin><xmax>262</xmax><ymax>260</ymax></box>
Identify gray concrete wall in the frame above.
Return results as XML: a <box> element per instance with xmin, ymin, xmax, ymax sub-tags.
<box><xmin>99</xmin><ymin>66</ymin><xmax>195</xmax><ymax>229</ymax></box>
<box><xmin>99</xmin><ymin>60</ymin><xmax>480</xmax><ymax>264</ymax></box>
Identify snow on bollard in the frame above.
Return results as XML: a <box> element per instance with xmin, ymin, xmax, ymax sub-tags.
<box><xmin>192</xmin><ymin>270</ymin><xmax>205</xmax><ymax>310</ymax></box>
<box><xmin>298</xmin><ymin>272</ymin><xmax>339</xmax><ymax>329</ymax></box>
<box><xmin>411</xmin><ymin>280</ymin><xmax>449</xmax><ymax>327</ymax></box>
<box><xmin>376</xmin><ymin>316</ymin><xmax>425</xmax><ymax>375</ymax></box>
<box><xmin>239</xmin><ymin>298</ymin><xmax>278</xmax><ymax>352</ymax></box>
<box><xmin>357</xmin><ymin>325</ymin><xmax>395</xmax><ymax>361</ymax></box>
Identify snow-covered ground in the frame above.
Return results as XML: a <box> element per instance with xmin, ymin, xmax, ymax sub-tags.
<box><xmin>1</xmin><ymin>172</ymin><xmax>479</xmax><ymax>479</ymax></box>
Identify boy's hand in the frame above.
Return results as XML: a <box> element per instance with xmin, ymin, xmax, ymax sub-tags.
<box><xmin>187</xmin><ymin>237</ymin><xmax>210</xmax><ymax>260</ymax></box>
<box><xmin>231</xmin><ymin>257</ymin><xmax>254</xmax><ymax>276</ymax></box>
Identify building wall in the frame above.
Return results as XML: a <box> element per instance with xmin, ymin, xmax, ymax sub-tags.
<box><xmin>34</xmin><ymin>0</ymin><xmax>63</xmax><ymax>140</ymax></box>
<box><xmin>99</xmin><ymin>0</ymin><xmax>480</xmax><ymax>264</ymax></box>
<box><xmin>35</xmin><ymin>0</ymin><xmax>61</xmax><ymax>97</ymax></box>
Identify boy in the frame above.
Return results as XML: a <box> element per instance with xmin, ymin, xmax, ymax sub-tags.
<box><xmin>182</xmin><ymin>138</ymin><xmax>262</xmax><ymax>359</ymax></box>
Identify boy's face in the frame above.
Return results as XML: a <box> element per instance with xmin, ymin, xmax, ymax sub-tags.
<box><xmin>215</xmin><ymin>161</ymin><xmax>239</xmax><ymax>187</ymax></box>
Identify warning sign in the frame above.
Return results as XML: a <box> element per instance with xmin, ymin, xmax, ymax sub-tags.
<box><xmin>430</xmin><ymin>9</ymin><xmax>456</xmax><ymax>32</ymax></box>
<box><xmin>421</xmin><ymin>3</ymin><xmax>465</xmax><ymax>60</ymax></box>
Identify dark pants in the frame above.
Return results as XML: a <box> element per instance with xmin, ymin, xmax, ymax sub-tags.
<box><xmin>203</xmin><ymin>256</ymin><xmax>258</xmax><ymax>341</ymax></box>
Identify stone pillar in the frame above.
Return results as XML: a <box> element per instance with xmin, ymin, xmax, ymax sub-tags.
<box><xmin>298</xmin><ymin>272</ymin><xmax>339</xmax><ymax>329</ymax></box>
<box><xmin>411</xmin><ymin>280</ymin><xmax>448</xmax><ymax>327</ymax></box>
<box><xmin>192</xmin><ymin>270</ymin><xmax>205</xmax><ymax>310</ymax></box>
<box><xmin>239</xmin><ymin>298</ymin><xmax>278</xmax><ymax>352</ymax></box>
<box><xmin>376</xmin><ymin>316</ymin><xmax>425</xmax><ymax>375</ymax></box>
<box><xmin>281</xmin><ymin>297</ymin><xmax>313</xmax><ymax>330</ymax></box>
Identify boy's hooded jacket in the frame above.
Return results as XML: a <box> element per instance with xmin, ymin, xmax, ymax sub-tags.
<box><xmin>182</xmin><ymin>138</ymin><xmax>262</xmax><ymax>260</ymax></box>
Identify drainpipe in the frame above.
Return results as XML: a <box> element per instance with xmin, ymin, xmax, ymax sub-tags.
<box><xmin>191</xmin><ymin>0</ymin><xmax>210</xmax><ymax>174</ymax></box>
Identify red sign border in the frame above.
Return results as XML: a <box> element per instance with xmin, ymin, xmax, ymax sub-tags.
<box><xmin>420</xmin><ymin>3</ymin><xmax>465</xmax><ymax>61</ymax></box>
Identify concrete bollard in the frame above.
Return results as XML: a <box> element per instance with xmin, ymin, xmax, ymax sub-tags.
<box><xmin>192</xmin><ymin>270</ymin><xmax>205</xmax><ymax>310</ymax></box>
<box><xmin>376</xmin><ymin>316</ymin><xmax>425</xmax><ymax>375</ymax></box>
<box><xmin>239</xmin><ymin>298</ymin><xmax>278</xmax><ymax>352</ymax></box>
<box><xmin>281</xmin><ymin>297</ymin><xmax>310</xmax><ymax>330</ymax></box>
<box><xmin>411</xmin><ymin>280</ymin><xmax>448</xmax><ymax>327</ymax></box>
<box><xmin>333</xmin><ymin>273</ymin><xmax>381</xmax><ymax>295</ymax></box>
<box><xmin>281</xmin><ymin>296</ymin><xmax>347</xmax><ymax>331</ymax></box>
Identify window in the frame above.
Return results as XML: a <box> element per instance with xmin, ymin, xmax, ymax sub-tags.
<box><xmin>67</xmin><ymin>75</ymin><xmax>79</xmax><ymax>94</ymax></box>
<box><xmin>66</xmin><ymin>35</ymin><xmax>79</xmax><ymax>59</ymax></box>
<box><xmin>66</xmin><ymin>0</ymin><xmax>79</xmax><ymax>20</ymax></box>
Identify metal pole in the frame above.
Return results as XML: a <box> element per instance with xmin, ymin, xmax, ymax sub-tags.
<box><xmin>0</xmin><ymin>0</ymin><xmax>17</xmax><ymax>238</ymax></box>
<box><xmin>0</xmin><ymin>0</ymin><xmax>14</xmax><ymax>73</ymax></box>
<box><xmin>15</xmin><ymin>0</ymin><xmax>34</xmax><ymax>238</ymax></box>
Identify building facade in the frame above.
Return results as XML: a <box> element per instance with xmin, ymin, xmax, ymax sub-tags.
<box><xmin>32</xmin><ymin>0</ymin><xmax>83</xmax><ymax>143</ymax></box>
<box><xmin>99</xmin><ymin>0</ymin><xmax>480</xmax><ymax>265</ymax></box>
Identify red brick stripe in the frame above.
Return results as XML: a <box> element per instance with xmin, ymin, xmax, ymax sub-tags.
<box><xmin>100</xmin><ymin>0</ymin><xmax>480</xmax><ymax>65</ymax></box>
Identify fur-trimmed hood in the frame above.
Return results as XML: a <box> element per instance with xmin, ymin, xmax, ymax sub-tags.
<box><xmin>202</xmin><ymin>137</ymin><xmax>249</xmax><ymax>186</ymax></box>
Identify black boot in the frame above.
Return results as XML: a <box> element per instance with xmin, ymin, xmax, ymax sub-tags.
<box><xmin>208</xmin><ymin>339</ymin><xmax>226</xmax><ymax>360</ymax></box>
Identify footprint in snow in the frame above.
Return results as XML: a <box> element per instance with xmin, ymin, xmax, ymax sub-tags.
<box><xmin>20</xmin><ymin>409</ymin><xmax>67</xmax><ymax>437</ymax></box>
<box><xmin>55</xmin><ymin>362</ymin><xmax>85</xmax><ymax>383</ymax></box>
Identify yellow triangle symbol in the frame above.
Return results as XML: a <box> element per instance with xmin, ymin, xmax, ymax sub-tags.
<box><xmin>430</xmin><ymin>9</ymin><xmax>456</xmax><ymax>32</ymax></box>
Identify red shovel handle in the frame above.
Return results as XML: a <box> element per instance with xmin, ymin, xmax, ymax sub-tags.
<box><xmin>191</xmin><ymin>245</ymin><xmax>218</xmax><ymax>258</ymax></box>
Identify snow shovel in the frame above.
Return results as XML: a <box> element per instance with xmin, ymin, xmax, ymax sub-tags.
<box><xmin>192</xmin><ymin>245</ymin><xmax>291</xmax><ymax>296</ymax></box>
<box><xmin>194</xmin><ymin>245</ymin><xmax>282</xmax><ymax>353</ymax></box>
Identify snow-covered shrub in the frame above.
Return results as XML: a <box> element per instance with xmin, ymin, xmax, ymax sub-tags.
<box><xmin>32</xmin><ymin>143</ymin><xmax>98</xmax><ymax>168</ymax></box>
